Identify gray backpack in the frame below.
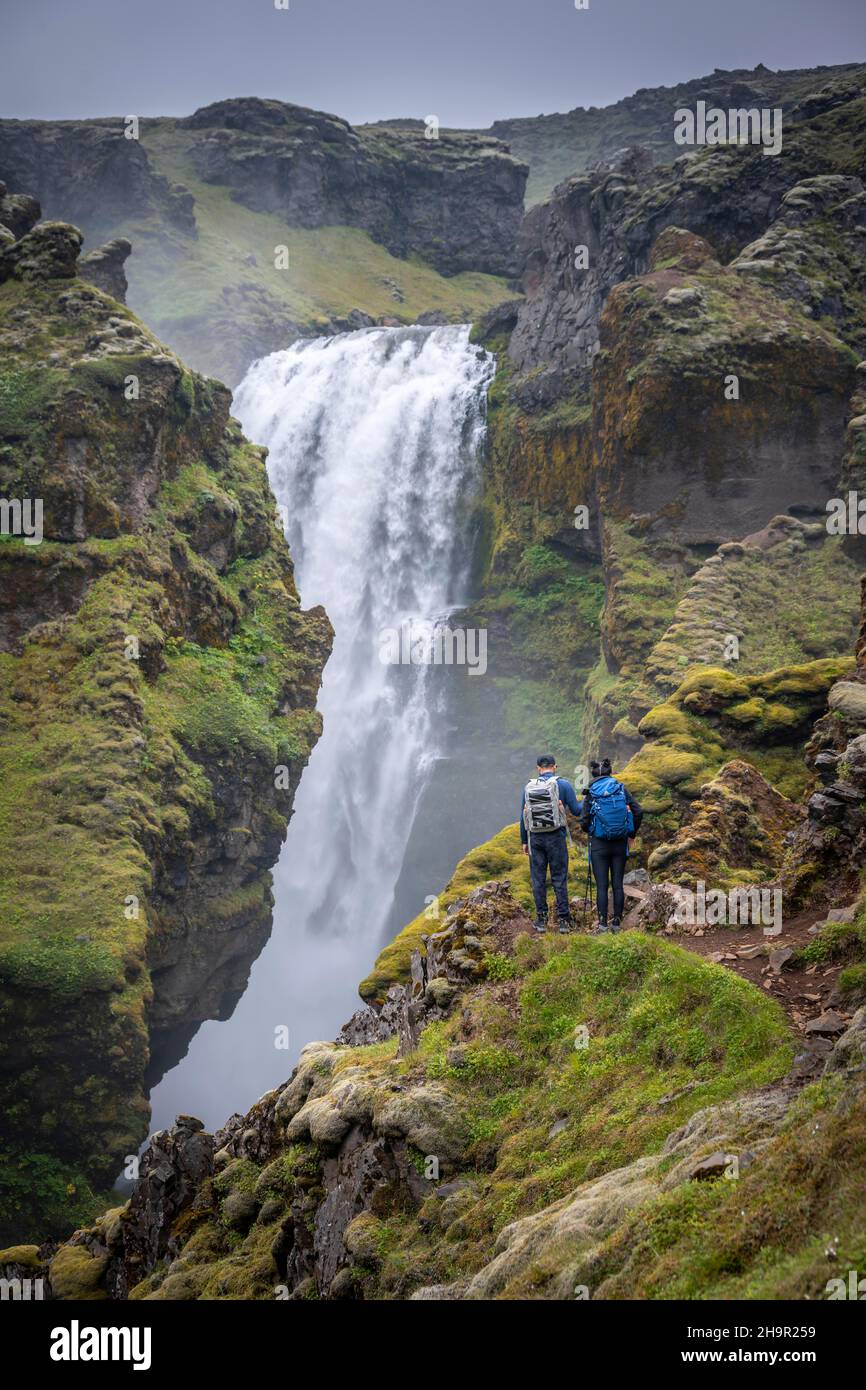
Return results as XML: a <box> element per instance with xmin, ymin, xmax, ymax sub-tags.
<box><xmin>523</xmin><ymin>776</ymin><xmax>566</xmax><ymax>835</ymax></box>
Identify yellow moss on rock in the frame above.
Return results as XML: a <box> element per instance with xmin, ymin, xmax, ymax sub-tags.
<box><xmin>48</xmin><ymin>1244</ymin><xmax>108</xmax><ymax>1300</ymax></box>
<box><xmin>0</xmin><ymin>1243</ymin><xmax>42</xmax><ymax>1269</ymax></box>
<box><xmin>623</xmin><ymin>658</ymin><xmax>853</xmax><ymax>820</ymax></box>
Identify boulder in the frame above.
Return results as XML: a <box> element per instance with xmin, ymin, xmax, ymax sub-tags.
<box><xmin>375</xmin><ymin>1083</ymin><xmax>469</xmax><ymax>1165</ymax></box>
<box><xmin>221</xmin><ymin>1190</ymin><xmax>259</xmax><ymax>1233</ymax></box>
<box><xmin>828</xmin><ymin>681</ymin><xmax>866</xmax><ymax>723</ymax></box>
<box><xmin>0</xmin><ymin>219</ymin><xmax>82</xmax><ymax>283</ymax></box>
<box><xmin>805</xmin><ymin>1009</ymin><xmax>847</xmax><ymax>1036</ymax></box>
<box><xmin>0</xmin><ymin>181</ymin><xmax>41</xmax><ymax>238</ymax></box>
<box><xmin>78</xmin><ymin>236</ymin><xmax>132</xmax><ymax>303</ymax></box>
<box><xmin>274</xmin><ymin>1042</ymin><xmax>340</xmax><ymax>1125</ymax></box>
<box><xmin>824</xmin><ymin>1006</ymin><xmax>866</xmax><ymax>1073</ymax></box>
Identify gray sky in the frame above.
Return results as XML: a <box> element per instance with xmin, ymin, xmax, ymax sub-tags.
<box><xmin>4</xmin><ymin>0</ymin><xmax>865</xmax><ymax>128</ymax></box>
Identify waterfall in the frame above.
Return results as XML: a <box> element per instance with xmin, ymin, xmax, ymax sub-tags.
<box><xmin>235</xmin><ymin>324</ymin><xmax>493</xmax><ymax>941</ymax></box>
<box><xmin>140</xmin><ymin>323</ymin><xmax>497</xmax><ymax>1137</ymax></box>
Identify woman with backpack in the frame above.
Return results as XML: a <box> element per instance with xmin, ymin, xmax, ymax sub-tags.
<box><xmin>579</xmin><ymin>758</ymin><xmax>643</xmax><ymax>934</ymax></box>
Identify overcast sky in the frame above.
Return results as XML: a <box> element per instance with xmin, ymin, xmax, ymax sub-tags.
<box><xmin>4</xmin><ymin>0</ymin><xmax>865</xmax><ymax>128</ymax></box>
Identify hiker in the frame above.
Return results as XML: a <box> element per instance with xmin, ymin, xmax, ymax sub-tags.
<box><xmin>520</xmin><ymin>755</ymin><xmax>582</xmax><ymax>934</ymax></box>
<box><xmin>579</xmin><ymin>757</ymin><xmax>643</xmax><ymax>934</ymax></box>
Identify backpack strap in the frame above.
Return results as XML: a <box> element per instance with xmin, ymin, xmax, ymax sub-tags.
<box><xmin>552</xmin><ymin>775</ymin><xmax>568</xmax><ymax>832</ymax></box>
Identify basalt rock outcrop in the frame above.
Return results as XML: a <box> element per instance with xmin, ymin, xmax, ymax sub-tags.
<box><xmin>0</xmin><ymin>199</ymin><xmax>332</xmax><ymax>1242</ymax></box>
<box><xmin>0</xmin><ymin>121</ymin><xmax>196</xmax><ymax>245</ymax></box>
<box><xmin>0</xmin><ymin>179</ymin><xmax>40</xmax><ymax>241</ymax></box>
<box><xmin>784</xmin><ymin>577</ymin><xmax>866</xmax><ymax>906</ymax></box>
<box><xmin>507</xmin><ymin>66</ymin><xmax>866</xmax><ymax>410</ymax></box>
<box><xmin>181</xmin><ymin>99</ymin><xmax>527</xmax><ymax>278</ymax></box>
<box><xmin>343</xmin><ymin>879</ymin><xmax>532</xmax><ymax>1039</ymax></box>
<box><xmin>644</xmin><ymin>757</ymin><xmax>801</xmax><ymax>889</ymax></box>
<box><xmin>78</xmin><ymin>237</ymin><xmax>133</xmax><ymax>303</ymax></box>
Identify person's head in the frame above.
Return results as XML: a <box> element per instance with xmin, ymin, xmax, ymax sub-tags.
<box><xmin>590</xmin><ymin>756</ymin><xmax>612</xmax><ymax>780</ymax></box>
<box><xmin>537</xmin><ymin>754</ymin><xmax>557</xmax><ymax>773</ymax></box>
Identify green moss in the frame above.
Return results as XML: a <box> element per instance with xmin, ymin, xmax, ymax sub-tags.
<box><xmin>0</xmin><ymin>263</ymin><xmax>329</xmax><ymax>1238</ymax></box>
<box><xmin>838</xmin><ymin>962</ymin><xmax>866</xmax><ymax>1001</ymax></box>
<box><xmin>0</xmin><ymin>1243</ymin><xmax>42</xmax><ymax>1269</ymax></box>
<box><xmin>649</xmin><ymin>539</ymin><xmax>861</xmax><ymax>696</ymax></box>
<box><xmin>48</xmin><ymin>1243</ymin><xmax>109</xmax><ymax>1300</ymax></box>
<box><xmin>485</xmin><ymin>952</ymin><xmax>520</xmax><ymax>982</ymax></box>
<box><xmin>0</xmin><ymin>366</ymin><xmax>65</xmax><ymax>437</ymax></box>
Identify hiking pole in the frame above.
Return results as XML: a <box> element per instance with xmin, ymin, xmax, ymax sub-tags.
<box><xmin>565</xmin><ymin>815</ymin><xmax>582</xmax><ymax>930</ymax></box>
<box><xmin>571</xmin><ymin>799</ymin><xmax>594</xmax><ymax>931</ymax></box>
<box><xmin>582</xmin><ymin>849</ymin><xmax>593</xmax><ymax>931</ymax></box>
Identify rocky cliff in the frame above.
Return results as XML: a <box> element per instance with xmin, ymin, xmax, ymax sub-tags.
<box><xmin>487</xmin><ymin>61</ymin><xmax>864</xmax><ymax>206</ymax></box>
<box><xmin>0</xmin><ymin>194</ymin><xmax>331</xmax><ymax>1242</ymax></box>
<box><xmin>462</xmin><ymin>64</ymin><xmax>866</xmax><ymax>782</ymax></box>
<box><xmin>181</xmin><ymin>99</ymin><xmax>527</xmax><ymax>277</ymax></box>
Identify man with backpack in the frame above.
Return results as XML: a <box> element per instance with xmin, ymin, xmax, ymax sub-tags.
<box><xmin>579</xmin><ymin>758</ymin><xmax>643</xmax><ymax>933</ymax></box>
<box><xmin>520</xmin><ymin>755</ymin><xmax>582</xmax><ymax>934</ymax></box>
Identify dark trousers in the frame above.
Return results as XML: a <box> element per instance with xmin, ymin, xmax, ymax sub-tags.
<box><xmin>589</xmin><ymin>837</ymin><xmax>628</xmax><ymax>922</ymax></box>
<box><xmin>529</xmin><ymin>830</ymin><xmax>570</xmax><ymax>920</ymax></box>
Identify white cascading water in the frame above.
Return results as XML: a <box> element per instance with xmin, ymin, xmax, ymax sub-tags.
<box><xmin>148</xmin><ymin>325</ymin><xmax>494</xmax><ymax>1129</ymax></box>
<box><xmin>236</xmin><ymin>324</ymin><xmax>494</xmax><ymax>932</ymax></box>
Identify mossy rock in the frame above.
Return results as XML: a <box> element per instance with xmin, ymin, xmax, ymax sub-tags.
<box><xmin>622</xmin><ymin>657</ymin><xmax>853</xmax><ymax>830</ymax></box>
<box><xmin>344</xmin><ymin>1212</ymin><xmax>385</xmax><ymax>1265</ymax></box>
<box><xmin>0</xmin><ymin>260</ymin><xmax>331</xmax><ymax>1238</ymax></box>
<box><xmin>221</xmin><ymin>1190</ymin><xmax>260</xmax><ymax>1233</ymax></box>
<box><xmin>0</xmin><ymin>1243</ymin><xmax>42</xmax><ymax>1270</ymax></box>
<box><xmin>48</xmin><ymin>1244</ymin><xmax>108</xmax><ymax>1300</ymax></box>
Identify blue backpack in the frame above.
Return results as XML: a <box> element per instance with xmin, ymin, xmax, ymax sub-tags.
<box><xmin>587</xmin><ymin>775</ymin><xmax>634</xmax><ymax>840</ymax></box>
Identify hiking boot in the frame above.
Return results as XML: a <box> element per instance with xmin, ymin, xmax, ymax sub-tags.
<box><xmin>558</xmin><ymin>916</ymin><xmax>575</xmax><ymax>934</ymax></box>
<box><xmin>533</xmin><ymin>917</ymin><xmax>548</xmax><ymax>934</ymax></box>
<box><xmin>594</xmin><ymin>920</ymin><xmax>609</xmax><ymax>934</ymax></box>
<box><xmin>610</xmin><ymin>919</ymin><xmax>621</xmax><ymax>934</ymax></box>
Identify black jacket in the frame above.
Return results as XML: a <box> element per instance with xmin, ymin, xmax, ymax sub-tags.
<box><xmin>579</xmin><ymin>782</ymin><xmax>643</xmax><ymax>839</ymax></box>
